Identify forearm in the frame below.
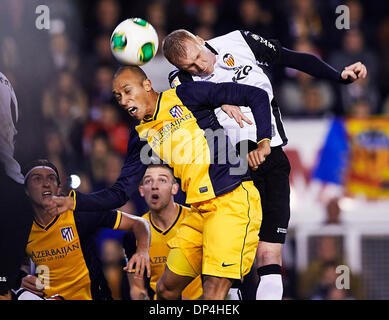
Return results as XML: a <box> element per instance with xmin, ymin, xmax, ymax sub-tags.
<box><xmin>127</xmin><ymin>215</ymin><xmax>151</xmax><ymax>253</ymax></box>
<box><xmin>74</xmin><ymin>185</ymin><xmax>129</xmax><ymax>212</ymax></box>
<box><xmin>280</xmin><ymin>48</ymin><xmax>350</xmax><ymax>83</ymax></box>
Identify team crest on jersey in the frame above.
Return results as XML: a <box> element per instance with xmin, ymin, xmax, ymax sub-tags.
<box><xmin>169</xmin><ymin>105</ymin><xmax>184</xmax><ymax>118</ymax></box>
<box><xmin>223</xmin><ymin>53</ymin><xmax>235</xmax><ymax>67</ymax></box>
<box><xmin>61</xmin><ymin>227</ymin><xmax>74</xmax><ymax>242</ymax></box>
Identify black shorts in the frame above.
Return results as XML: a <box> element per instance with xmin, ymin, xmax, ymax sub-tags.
<box><xmin>0</xmin><ymin>167</ymin><xmax>33</xmax><ymax>295</ymax></box>
<box><xmin>250</xmin><ymin>146</ymin><xmax>291</xmax><ymax>244</ymax></box>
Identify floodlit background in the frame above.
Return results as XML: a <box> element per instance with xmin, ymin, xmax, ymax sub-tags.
<box><xmin>1</xmin><ymin>0</ymin><xmax>389</xmax><ymax>299</ymax></box>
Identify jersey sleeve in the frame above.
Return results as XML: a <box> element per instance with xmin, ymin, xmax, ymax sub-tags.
<box><xmin>240</xmin><ymin>30</ymin><xmax>282</xmax><ymax>65</ymax></box>
<box><xmin>74</xmin><ymin>123</ymin><xmax>148</xmax><ymax>212</ymax></box>
<box><xmin>168</xmin><ymin>69</ymin><xmax>194</xmax><ymax>88</ymax></box>
<box><xmin>74</xmin><ymin>210</ymin><xmax>122</xmax><ymax>236</ymax></box>
<box><xmin>176</xmin><ymin>81</ymin><xmax>272</xmax><ymax>143</ymax></box>
<box><xmin>240</xmin><ymin>30</ymin><xmax>348</xmax><ymax>83</ymax></box>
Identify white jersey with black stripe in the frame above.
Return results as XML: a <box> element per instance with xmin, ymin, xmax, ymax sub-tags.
<box><xmin>171</xmin><ymin>30</ymin><xmax>287</xmax><ymax>148</ymax></box>
<box><xmin>0</xmin><ymin>72</ymin><xmax>24</xmax><ymax>184</ymax></box>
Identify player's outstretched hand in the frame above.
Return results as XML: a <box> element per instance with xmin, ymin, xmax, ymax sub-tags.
<box><xmin>221</xmin><ymin>104</ymin><xmax>253</xmax><ymax>128</ymax></box>
<box><xmin>341</xmin><ymin>61</ymin><xmax>367</xmax><ymax>82</ymax></box>
<box><xmin>248</xmin><ymin>139</ymin><xmax>271</xmax><ymax>171</ymax></box>
<box><xmin>50</xmin><ymin>196</ymin><xmax>75</xmax><ymax>215</ymax></box>
<box><xmin>21</xmin><ymin>275</ymin><xmax>45</xmax><ymax>297</ymax></box>
<box><xmin>124</xmin><ymin>250</ymin><xmax>151</xmax><ymax>279</ymax></box>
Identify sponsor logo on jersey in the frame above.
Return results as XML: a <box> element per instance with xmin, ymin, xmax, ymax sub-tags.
<box><xmin>223</xmin><ymin>53</ymin><xmax>235</xmax><ymax>67</ymax></box>
<box><xmin>61</xmin><ymin>227</ymin><xmax>75</xmax><ymax>242</ymax></box>
<box><xmin>232</xmin><ymin>65</ymin><xmax>253</xmax><ymax>82</ymax></box>
<box><xmin>277</xmin><ymin>227</ymin><xmax>287</xmax><ymax>234</ymax></box>
<box><xmin>169</xmin><ymin>105</ymin><xmax>184</xmax><ymax>118</ymax></box>
<box><xmin>171</xmin><ymin>77</ymin><xmax>181</xmax><ymax>88</ymax></box>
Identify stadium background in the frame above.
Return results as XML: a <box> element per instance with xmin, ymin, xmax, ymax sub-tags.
<box><xmin>0</xmin><ymin>0</ymin><xmax>389</xmax><ymax>299</ymax></box>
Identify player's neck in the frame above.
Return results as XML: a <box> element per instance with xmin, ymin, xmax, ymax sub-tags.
<box><xmin>33</xmin><ymin>205</ymin><xmax>57</xmax><ymax>227</ymax></box>
<box><xmin>143</xmin><ymin>91</ymin><xmax>160</xmax><ymax>120</ymax></box>
<box><xmin>150</xmin><ymin>201</ymin><xmax>178</xmax><ymax>231</ymax></box>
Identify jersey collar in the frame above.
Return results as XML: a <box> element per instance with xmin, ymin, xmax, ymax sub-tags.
<box><xmin>205</xmin><ymin>42</ymin><xmax>218</xmax><ymax>55</ymax></box>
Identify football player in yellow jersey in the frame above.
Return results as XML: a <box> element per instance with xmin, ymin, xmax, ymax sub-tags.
<box><xmin>53</xmin><ymin>66</ymin><xmax>272</xmax><ymax>299</ymax></box>
<box><xmin>18</xmin><ymin>159</ymin><xmax>151</xmax><ymax>300</ymax></box>
<box><xmin>125</xmin><ymin>164</ymin><xmax>202</xmax><ymax>300</ymax></box>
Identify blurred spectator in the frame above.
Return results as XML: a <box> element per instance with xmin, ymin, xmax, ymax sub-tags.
<box><xmin>42</xmin><ymin>70</ymin><xmax>88</xmax><ymax>122</ymax></box>
<box><xmin>84</xmin><ymin>103</ymin><xmax>129</xmax><ymax>156</ymax></box>
<box><xmin>87</xmin><ymin>132</ymin><xmax>112</xmax><ymax>190</ymax></box>
<box><xmin>377</xmin><ymin>16</ymin><xmax>389</xmax><ymax>113</ymax></box>
<box><xmin>88</xmin><ymin>64</ymin><xmax>116</xmax><ymax>111</ymax></box>
<box><xmin>298</xmin><ymin>236</ymin><xmax>364</xmax><ymax>299</ymax></box>
<box><xmin>236</xmin><ymin>0</ymin><xmax>276</xmax><ymax>39</ymax></box>
<box><xmin>288</xmin><ymin>0</ymin><xmax>324</xmax><ymax>46</ymax></box>
<box><xmin>348</xmin><ymin>99</ymin><xmax>372</xmax><ymax>118</ymax></box>
<box><xmin>194</xmin><ymin>25</ymin><xmax>215</xmax><ymax>41</ymax></box>
<box><xmin>104</xmin><ymin>152</ymin><xmax>124</xmax><ymax>186</ymax></box>
<box><xmin>345</xmin><ymin>0</ymin><xmax>375</xmax><ymax>47</ymax></box>
<box><xmin>81</xmin><ymin>35</ymin><xmax>120</xmax><ymax>91</ymax></box>
<box><xmin>146</xmin><ymin>1</ymin><xmax>167</xmax><ymax>34</ymax></box>
<box><xmin>94</xmin><ymin>0</ymin><xmax>121</xmax><ymax>37</ymax></box>
<box><xmin>48</xmin><ymin>31</ymin><xmax>80</xmax><ymax>74</ymax></box>
<box><xmin>325</xmin><ymin>197</ymin><xmax>342</xmax><ymax>225</ymax></box>
<box><xmin>310</xmin><ymin>262</ymin><xmax>355</xmax><ymax>300</ymax></box>
<box><xmin>100</xmin><ymin>237</ymin><xmax>127</xmax><ymax>300</ymax></box>
<box><xmin>44</xmin><ymin>129</ymin><xmax>71</xmax><ymax>193</ymax></box>
<box><xmin>277</xmin><ymin>39</ymin><xmax>335</xmax><ymax>117</ymax></box>
<box><xmin>329</xmin><ymin>28</ymin><xmax>379</xmax><ymax>112</ymax></box>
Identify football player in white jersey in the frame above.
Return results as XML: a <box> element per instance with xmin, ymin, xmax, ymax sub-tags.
<box><xmin>0</xmin><ymin>72</ymin><xmax>34</xmax><ymax>299</ymax></box>
<box><xmin>162</xmin><ymin>29</ymin><xmax>367</xmax><ymax>300</ymax></box>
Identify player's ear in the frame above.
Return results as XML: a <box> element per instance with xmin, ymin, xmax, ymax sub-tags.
<box><xmin>142</xmin><ymin>78</ymin><xmax>152</xmax><ymax>92</ymax></box>
<box><xmin>171</xmin><ymin>182</ymin><xmax>179</xmax><ymax>196</ymax></box>
<box><xmin>195</xmin><ymin>35</ymin><xmax>205</xmax><ymax>46</ymax></box>
<box><xmin>138</xmin><ymin>185</ymin><xmax>145</xmax><ymax>197</ymax></box>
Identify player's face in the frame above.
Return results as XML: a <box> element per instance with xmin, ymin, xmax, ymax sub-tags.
<box><xmin>112</xmin><ymin>70</ymin><xmax>154</xmax><ymax>121</ymax></box>
<box><xmin>139</xmin><ymin>167</ymin><xmax>178</xmax><ymax>212</ymax></box>
<box><xmin>175</xmin><ymin>37</ymin><xmax>216</xmax><ymax>77</ymax></box>
<box><xmin>25</xmin><ymin>168</ymin><xmax>60</xmax><ymax>208</ymax></box>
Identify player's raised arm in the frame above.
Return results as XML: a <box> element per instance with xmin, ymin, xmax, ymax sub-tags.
<box><xmin>240</xmin><ymin>30</ymin><xmax>367</xmax><ymax>84</ymax></box>
<box><xmin>176</xmin><ymin>81</ymin><xmax>272</xmax><ymax>145</ymax></box>
<box><xmin>52</xmin><ymin>125</ymin><xmax>147</xmax><ymax>214</ymax></box>
<box><xmin>119</xmin><ymin>212</ymin><xmax>151</xmax><ymax>280</ymax></box>
<box><xmin>176</xmin><ymin>81</ymin><xmax>272</xmax><ymax>168</ymax></box>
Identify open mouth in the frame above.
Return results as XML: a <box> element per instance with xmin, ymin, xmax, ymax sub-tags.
<box><xmin>42</xmin><ymin>191</ymin><xmax>52</xmax><ymax>198</ymax></box>
<box><xmin>128</xmin><ymin>106</ymin><xmax>137</xmax><ymax>116</ymax></box>
<box><xmin>151</xmin><ymin>194</ymin><xmax>159</xmax><ymax>202</ymax></box>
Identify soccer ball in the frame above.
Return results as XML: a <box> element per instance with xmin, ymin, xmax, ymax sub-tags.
<box><xmin>110</xmin><ymin>18</ymin><xmax>159</xmax><ymax>66</ymax></box>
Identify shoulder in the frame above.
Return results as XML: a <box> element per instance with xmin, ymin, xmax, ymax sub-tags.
<box><xmin>208</xmin><ymin>30</ymin><xmax>243</xmax><ymax>46</ymax></box>
<box><xmin>142</xmin><ymin>211</ymin><xmax>150</xmax><ymax>222</ymax></box>
<box><xmin>179</xmin><ymin>204</ymin><xmax>192</xmax><ymax>217</ymax></box>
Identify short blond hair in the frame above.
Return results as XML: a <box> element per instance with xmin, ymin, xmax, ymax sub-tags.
<box><xmin>162</xmin><ymin>29</ymin><xmax>197</xmax><ymax>65</ymax></box>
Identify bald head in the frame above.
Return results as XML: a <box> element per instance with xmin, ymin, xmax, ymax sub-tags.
<box><xmin>114</xmin><ymin>65</ymin><xmax>148</xmax><ymax>84</ymax></box>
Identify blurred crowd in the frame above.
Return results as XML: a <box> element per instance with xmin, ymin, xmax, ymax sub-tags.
<box><xmin>0</xmin><ymin>0</ymin><xmax>388</xmax><ymax>299</ymax></box>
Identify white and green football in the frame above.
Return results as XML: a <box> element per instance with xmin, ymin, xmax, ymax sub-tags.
<box><xmin>110</xmin><ymin>18</ymin><xmax>158</xmax><ymax>66</ymax></box>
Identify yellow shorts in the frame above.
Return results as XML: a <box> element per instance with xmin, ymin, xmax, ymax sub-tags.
<box><xmin>167</xmin><ymin>181</ymin><xmax>262</xmax><ymax>280</ymax></box>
